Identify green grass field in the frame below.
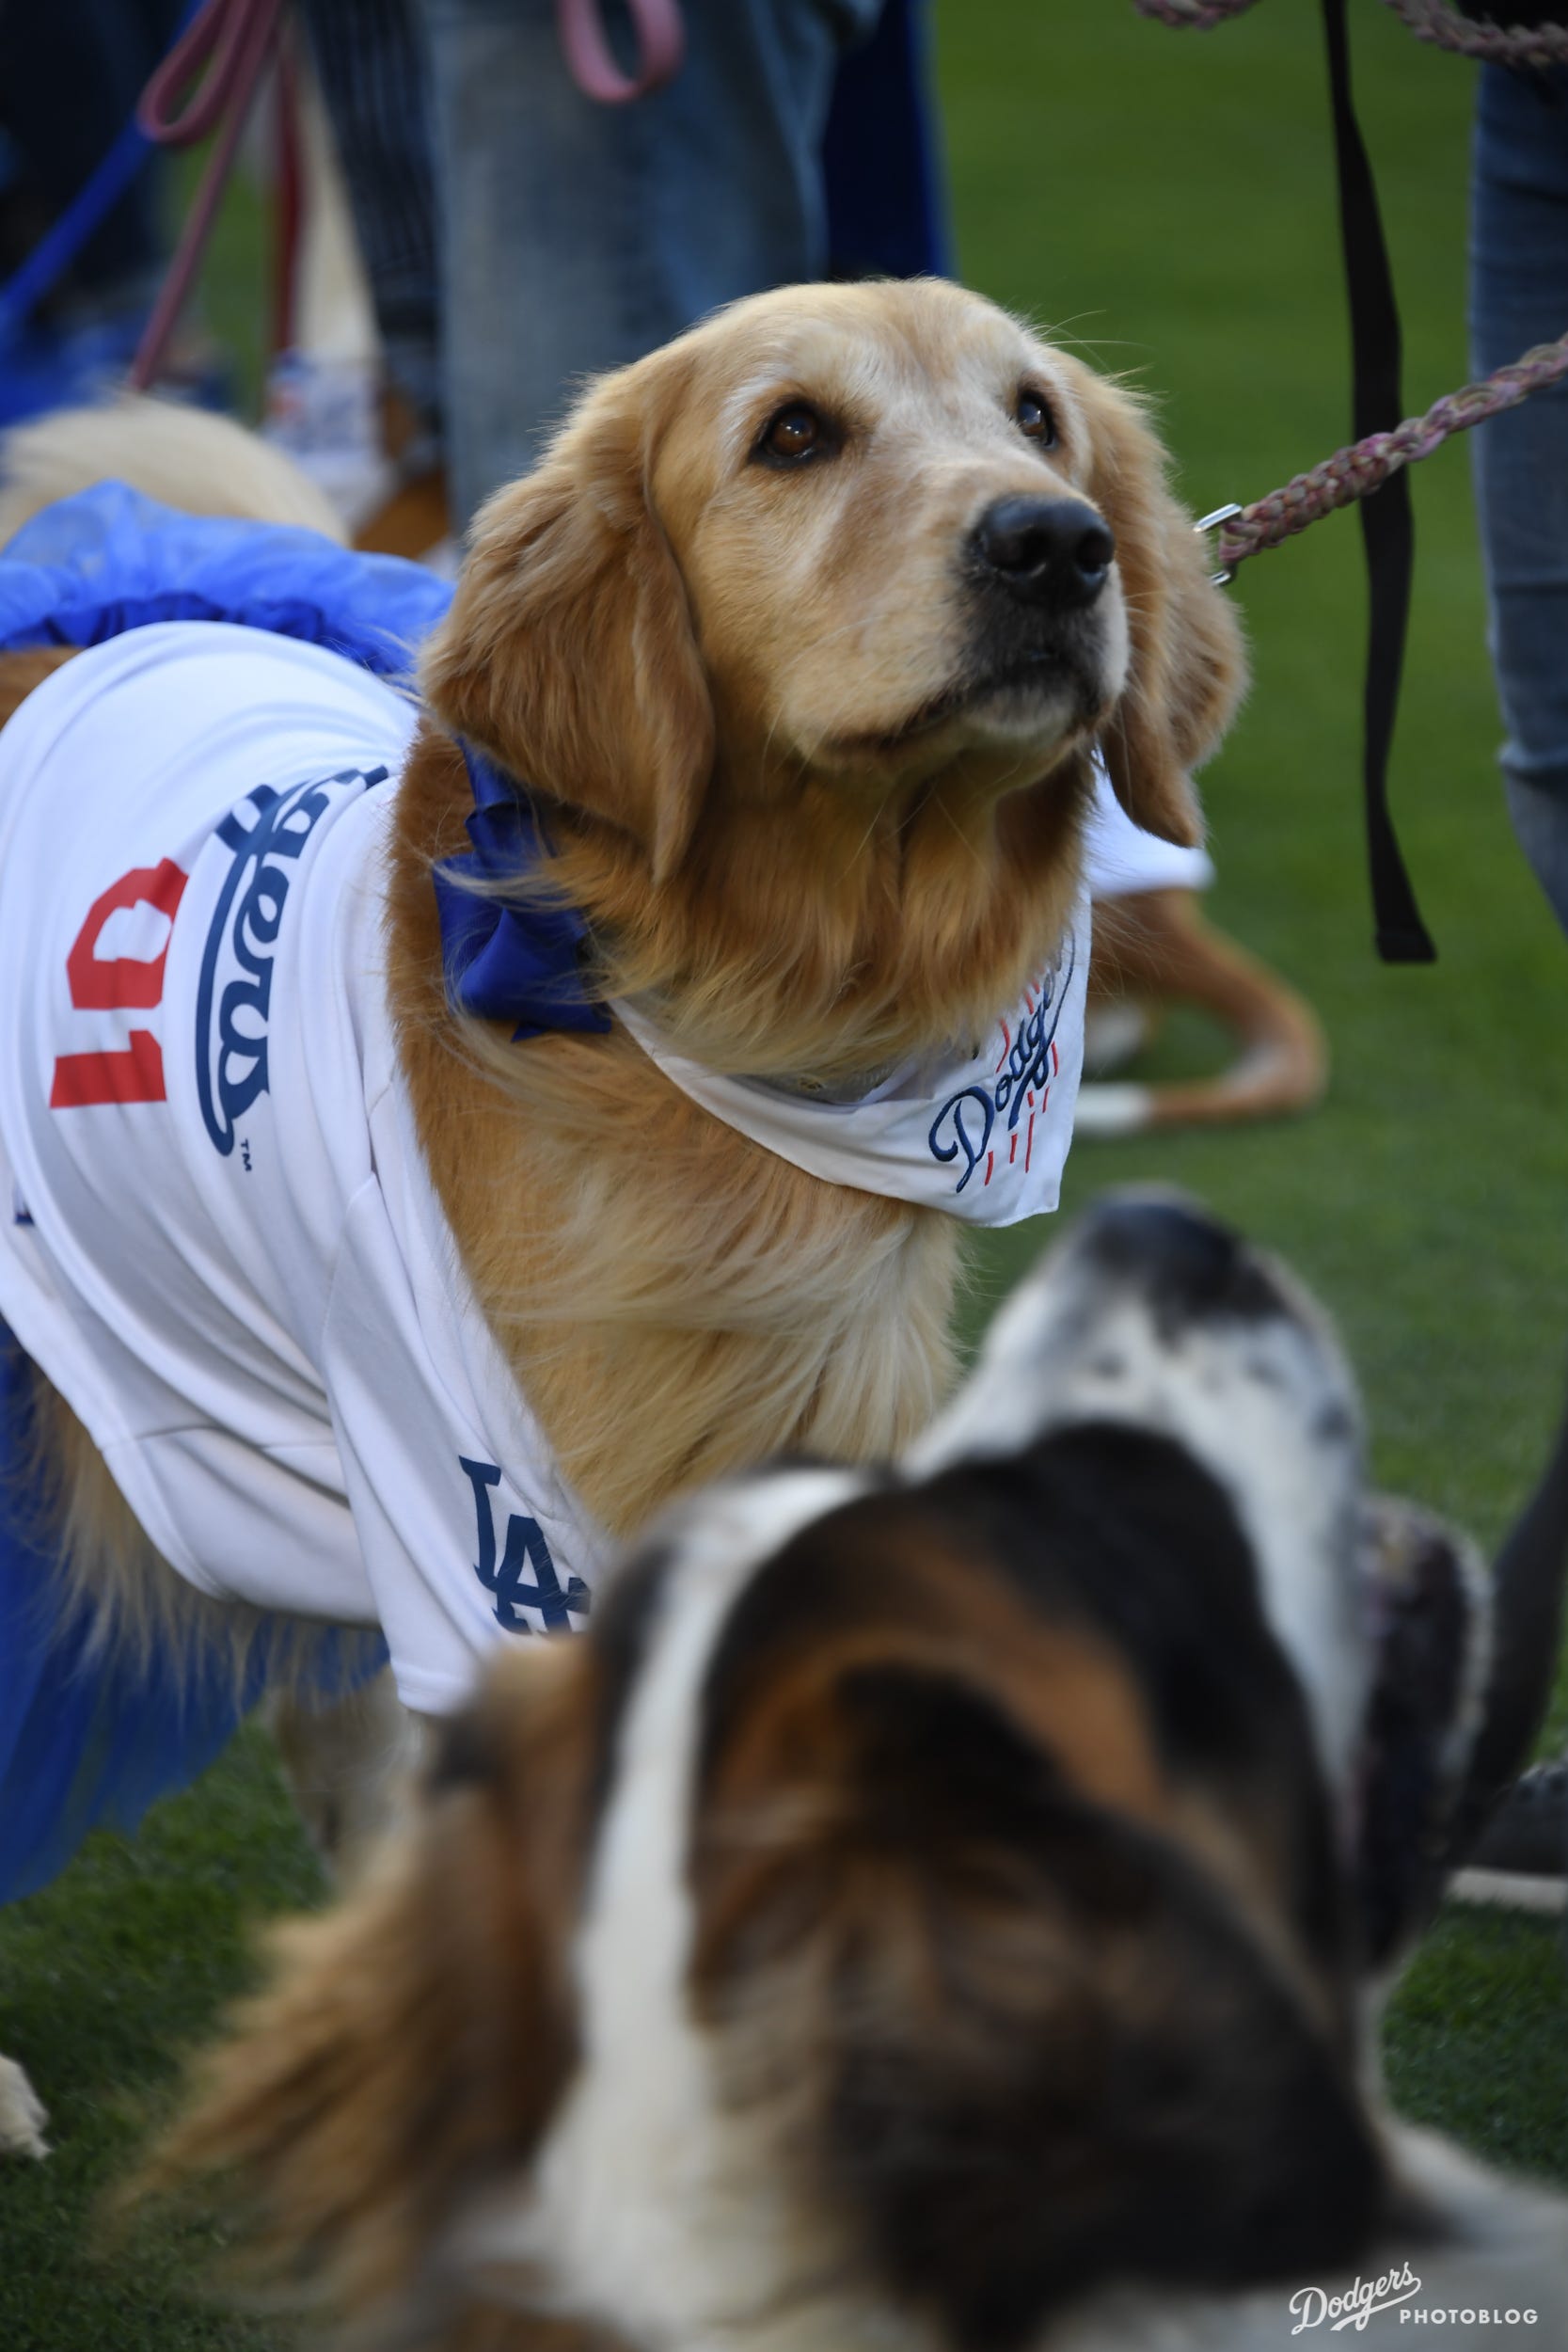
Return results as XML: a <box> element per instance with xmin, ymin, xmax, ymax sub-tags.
<box><xmin>4</xmin><ymin>3</ymin><xmax>1568</xmax><ymax>2344</ymax></box>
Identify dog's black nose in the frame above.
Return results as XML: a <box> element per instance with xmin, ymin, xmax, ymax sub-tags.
<box><xmin>973</xmin><ymin>497</ymin><xmax>1115</xmax><ymax>608</ymax></box>
<box><xmin>1081</xmin><ymin>1192</ymin><xmax>1283</xmax><ymax>1323</ymax></box>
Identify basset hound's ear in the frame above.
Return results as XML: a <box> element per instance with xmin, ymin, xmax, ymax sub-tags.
<box><xmin>1076</xmin><ymin>367</ymin><xmax>1246</xmax><ymax>846</ymax></box>
<box><xmin>421</xmin><ymin>368</ymin><xmax>715</xmax><ymax>885</ymax></box>
<box><xmin>141</xmin><ymin>1643</ymin><xmax>597</xmax><ymax>2327</ymax></box>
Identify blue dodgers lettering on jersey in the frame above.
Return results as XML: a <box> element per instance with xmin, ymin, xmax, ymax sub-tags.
<box><xmin>460</xmin><ymin>1456</ymin><xmax>592</xmax><ymax>1635</ymax></box>
<box><xmin>196</xmin><ymin>766</ymin><xmax>388</xmax><ymax>1155</ymax></box>
<box><xmin>927</xmin><ymin>932</ymin><xmax>1077</xmax><ymax>1196</ymax></box>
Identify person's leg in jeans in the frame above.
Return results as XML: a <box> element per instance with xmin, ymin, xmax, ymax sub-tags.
<box><xmin>1458</xmin><ymin>68</ymin><xmax>1568</xmax><ymax>1917</ymax></box>
<box><xmin>1470</xmin><ymin>63</ymin><xmax>1568</xmax><ymax>939</ymax></box>
<box><xmin>414</xmin><ymin>0</ymin><xmax>883</xmax><ymax>530</ymax></box>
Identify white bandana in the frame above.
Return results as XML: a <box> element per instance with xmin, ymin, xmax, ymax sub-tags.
<box><xmin>613</xmin><ymin>884</ymin><xmax>1090</xmax><ymax>1229</ymax></box>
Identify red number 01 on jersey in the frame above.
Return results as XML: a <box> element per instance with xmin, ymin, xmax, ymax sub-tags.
<box><xmin>49</xmin><ymin>860</ymin><xmax>187</xmax><ymax>1109</ymax></box>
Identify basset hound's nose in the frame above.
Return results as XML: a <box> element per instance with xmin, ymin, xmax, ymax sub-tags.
<box><xmin>973</xmin><ymin>496</ymin><xmax>1115</xmax><ymax>609</ymax></box>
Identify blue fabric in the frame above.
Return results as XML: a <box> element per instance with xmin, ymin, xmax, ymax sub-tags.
<box><xmin>0</xmin><ymin>480</ymin><xmax>455</xmax><ymax>676</ymax></box>
<box><xmin>823</xmin><ymin>0</ymin><xmax>950</xmax><ymax>281</ymax></box>
<box><xmin>0</xmin><ymin>116</ymin><xmax>154</xmax><ymax>355</ymax></box>
<box><xmin>1469</xmin><ymin>64</ymin><xmax>1568</xmax><ymax>941</ymax></box>
<box><xmin>0</xmin><ymin>1322</ymin><xmax>390</xmax><ymax>1906</ymax></box>
<box><xmin>0</xmin><ymin>311</ymin><xmax>158</xmax><ymax>433</ymax></box>
<box><xmin>0</xmin><ymin>0</ymin><xmax>193</xmax><ymax>342</ymax></box>
<box><xmin>435</xmin><ymin>755</ymin><xmax>612</xmax><ymax>1040</ymax></box>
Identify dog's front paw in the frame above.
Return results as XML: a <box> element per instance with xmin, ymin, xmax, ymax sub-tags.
<box><xmin>0</xmin><ymin>2056</ymin><xmax>50</xmax><ymax>2158</ymax></box>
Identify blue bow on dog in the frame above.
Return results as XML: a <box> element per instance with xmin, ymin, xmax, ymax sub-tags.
<box><xmin>432</xmin><ymin>750</ymin><xmax>612</xmax><ymax>1042</ymax></box>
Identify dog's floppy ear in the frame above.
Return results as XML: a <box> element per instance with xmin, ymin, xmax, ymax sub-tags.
<box><xmin>695</xmin><ymin>1657</ymin><xmax>1380</xmax><ymax>2346</ymax></box>
<box><xmin>142</xmin><ymin>1645</ymin><xmax>598</xmax><ymax>2325</ymax></box>
<box><xmin>1080</xmin><ymin>372</ymin><xmax>1245</xmax><ymax>847</ymax></box>
<box><xmin>421</xmin><ymin>373</ymin><xmax>716</xmax><ymax>884</ymax></box>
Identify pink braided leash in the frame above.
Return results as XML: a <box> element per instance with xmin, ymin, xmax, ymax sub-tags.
<box><xmin>1203</xmin><ymin>331</ymin><xmax>1568</xmax><ymax>575</ymax></box>
<box><xmin>1133</xmin><ymin>0</ymin><xmax>1568</xmax><ymax>565</ymax></box>
<box><xmin>1134</xmin><ymin>0</ymin><xmax>1568</xmax><ymax>64</ymax></box>
<box><xmin>1132</xmin><ymin>0</ymin><xmax>1262</xmax><ymax>24</ymax></box>
<box><xmin>1384</xmin><ymin>0</ymin><xmax>1568</xmax><ymax>66</ymax></box>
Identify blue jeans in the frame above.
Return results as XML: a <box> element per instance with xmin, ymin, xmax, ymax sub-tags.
<box><xmin>415</xmin><ymin>0</ymin><xmax>883</xmax><ymax>525</ymax></box>
<box><xmin>1470</xmin><ymin>64</ymin><xmax>1568</xmax><ymax>938</ymax></box>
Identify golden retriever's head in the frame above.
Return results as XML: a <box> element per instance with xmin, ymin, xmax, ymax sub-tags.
<box><xmin>424</xmin><ymin>281</ymin><xmax>1239</xmax><ymax>875</ymax></box>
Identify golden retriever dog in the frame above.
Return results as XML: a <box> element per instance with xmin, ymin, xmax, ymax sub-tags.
<box><xmin>0</xmin><ymin>279</ymin><xmax>1240</xmax><ymax>2148</ymax></box>
<box><xmin>146</xmin><ymin>1194</ymin><xmax>1568</xmax><ymax>2350</ymax></box>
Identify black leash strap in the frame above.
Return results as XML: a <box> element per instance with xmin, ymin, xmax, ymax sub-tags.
<box><xmin>1322</xmin><ymin>0</ymin><xmax>1436</xmax><ymax>962</ymax></box>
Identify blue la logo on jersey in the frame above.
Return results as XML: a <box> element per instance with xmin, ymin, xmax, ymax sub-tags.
<box><xmin>927</xmin><ymin>932</ymin><xmax>1076</xmax><ymax>1194</ymax></box>
<box><xmin>460</xmin><ymin>1456</ymin><xmax>592</xmax><ymax>1634</ymax></box>
<box><xmin>196</xmin><ymin>766</ymin><xmax>388</xmax><ymax>1155</ymax></box>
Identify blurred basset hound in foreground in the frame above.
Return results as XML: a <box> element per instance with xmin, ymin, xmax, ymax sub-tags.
<box><xmin>149</xmin><ymin>1193</ymin><xmax>1568</xmax><ymax>2352</ymax></box>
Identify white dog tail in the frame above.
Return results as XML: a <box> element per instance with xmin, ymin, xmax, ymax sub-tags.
<box><xmin>0</xmin><ymin>393</ymin><xmax>346</xmax><ymax>549</ymax></box>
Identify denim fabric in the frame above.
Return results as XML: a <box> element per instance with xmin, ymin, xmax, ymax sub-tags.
<box><xmin>414</xmin><ymin>0</ymin><xmax>885</xmax><ymax>525</ymax></box>
<box><xmin>1469</xmin><ymin>63</ymin><xmax>1568</xmax><ymax>938</ymax></box>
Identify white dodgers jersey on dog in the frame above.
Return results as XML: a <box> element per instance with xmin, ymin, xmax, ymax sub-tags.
<box><xmin>0</xmin><ymin>624</ymin><xmax>606</xmax><ymax>1714</ymax></box>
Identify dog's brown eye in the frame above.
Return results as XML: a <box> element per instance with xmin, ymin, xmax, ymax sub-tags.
<box><xmin>759</xmin><ymin>404</ymin><xmax>825</xmax><ymax>464</ymax></box>
<box><xmin>1016</xmin><ymin>391</ymin><xmax>1056</xmax><ymax>446</ymax></box>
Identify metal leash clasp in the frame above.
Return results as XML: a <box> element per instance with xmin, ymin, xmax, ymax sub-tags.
<box><xmin>1195</xmin><ymin>502</ymin><xmax>1243</xmax><ymax>586</ymax></box>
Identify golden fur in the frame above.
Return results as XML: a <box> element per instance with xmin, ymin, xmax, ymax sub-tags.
<box><xmin>0</xmin><ymin>645</ymin><xmax>76</xmax><ymax>731</ymax></box>
<box><xmin>0</xmin><ymin>280</ymin><xmax>1242</xmax><ymax>1676</ymax></box>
